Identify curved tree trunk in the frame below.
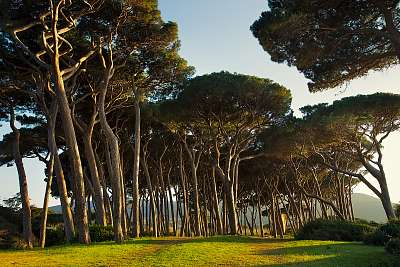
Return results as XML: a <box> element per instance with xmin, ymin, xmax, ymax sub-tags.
<box><xmin>98</xmin><ymin>67</ymin><xmax>124</xmax><ymax>243</ymax></box>
<box><xmin>51</xmin><ymin>8</ymin><xmax>90</xmax><ymax>244</ymax></box>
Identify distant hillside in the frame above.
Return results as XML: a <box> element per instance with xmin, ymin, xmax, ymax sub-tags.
<box><xmin>352</xmin><ymin>193</ymin><xmax>393</xmax><ymax>223</ymax></box>
<box><xmin>49</xmin><ymin>193</ymin><xmax>394</xmax><ymax>224</ymax></box>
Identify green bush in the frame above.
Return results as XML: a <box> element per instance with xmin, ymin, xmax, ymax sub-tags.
<box><xmin>385</xmin><ymin>238</ymin><xmax>400</xmax><ymax>255</ymax></box>
<box><xmin>45</xmin><ymin>228</ymin><xmax>66</xmax><ymax>247</ymax></box>
<box><xmin>380</xmin><ymin>220</ymin><xmax>400</xmax><ymax>238</ymax></box>
<box><xmin>295</xmin><ymin>219</ymin><xmax>375</xmax><ymax>241</ymax></box>
<box><xmin>89</xmin><ymin>225</ymin><xmax>114</xmax><ymax>242</ymax></box>
<box><xmin>364</xmin><ymin>220</ymin><xmax>400</xmax><ymax>246</ymax></box>
<box><xmin>364</xmin><ymin>230</ymin><xmax>387</xmax><ymax>246</ymax></box>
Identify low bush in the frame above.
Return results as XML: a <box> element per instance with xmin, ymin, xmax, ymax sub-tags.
<box><xmin>89</xmin><ymin>225</ymin><xmax>114</xmax><ymax>242</ymax></box>
<box><xmin>385</xmin><ymin>238</ymin><xmax>400</xmax><ymax>256</ymax></box>
<box><xmin>364</xmin><ymin>220</ymin><xmax>400</xmax><ymax>246</ymax></box>
<box><xmin>295</xmin><ymin>219</ymin><xmax>375</xmax><ymax>241</ymax></box>
<box><xmin>45</xmin><ymin>228</ymin><xmax>66</xmax><ymax>247</ymax></box>
<box><xmin>363</xmin><ymin>230</ymin><xmax>387</xmax><ymax>246</ymax></box>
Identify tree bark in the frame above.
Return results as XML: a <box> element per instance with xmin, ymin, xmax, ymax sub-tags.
<box><xmin>51</xmin><ymin>4</ymin><xmax>90</xmax><ymax>244</ymax></box>
<box><xmin>211</xmin><ymin>169</ymin><xmax>223</xmax><ymax>235</ymax></box>
<box><xmin>10</xmin><ymin>107</ymin><xmax>33</xmax><ymax>248</ymax></box>
<box><xmin>141</xmin><ymin>155</ymin><xmax>158</xmax><ymax>237</ymax></box>
<box><xmin>132</xmin><ymin>96</ymin><xmax>141</xmax><ymax>237</ymax></box>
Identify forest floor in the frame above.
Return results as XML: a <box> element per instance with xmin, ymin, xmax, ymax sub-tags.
<box><xmin>0</xmin><ymin>236</ymin><xmax>398</xmax><ymax>266</ymax></box>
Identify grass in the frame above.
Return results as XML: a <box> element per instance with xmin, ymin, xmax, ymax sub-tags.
<box><xmin>0</xmin><ymin>236</ymin><xmax>398</xmax><ymax>266</ymax></box>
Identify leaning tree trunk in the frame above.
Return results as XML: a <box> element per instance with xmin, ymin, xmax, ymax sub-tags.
<box><xmin>379</xmin><ymin>177</ymin><xmax>396</xmax><ymax>219</ymax></box>
<box><xmin>39</xmin><ymin>154</ymin><xmax>54</xmax><ymax>248</ymax></box>
<box><xmin>51</xmin><ymin>6</ymin><xmax>90</xmax><ymax>244</ymax></box>
<box><xmin>53</xmin><ymin>140</ymin><xmax>76</xmax><ymax>242</ymax></box>
<box><xmin>97</xmin><ymin>64</ymin><xmax>124</xmax><ymax>242</ymax></box>
<box><xmin>42</xmin><ymin>100</ymin><xmax>75</xmax><ymax>243</ymax></box>
<box><xmin>40</xmin><ymin>103</ymin><xmax>57</xmax><ymax>248</ymax></box>
<box><xmin>83</xmin><ymin>133</ymin><xmax>107</xmax><ymax>226</ymax></box>
<box><xmin>10</xmin><ymin>107</ymin><xmax>33</xmax><ymax>248</ymax></box>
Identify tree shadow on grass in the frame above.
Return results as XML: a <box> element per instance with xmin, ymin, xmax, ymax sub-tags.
<box><xmin>86</xmin><ymin>235</ymin><xmax>292</xmax><ymax>246</ymax></box>
<box><xmin>158</xmin><ymin>235</ymin><xmax>292</xmax><ymax>244</ymax></box>
<box><xmin>254</xmin><ymin>243</ymin><xmax>399</xmax><ymax>267</ymax></box>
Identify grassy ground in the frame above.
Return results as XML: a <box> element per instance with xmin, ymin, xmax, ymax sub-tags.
<box><xmin>0</xmin><ymin>236</ymin><xmax>398</xmax><ymax>266</ymax></box>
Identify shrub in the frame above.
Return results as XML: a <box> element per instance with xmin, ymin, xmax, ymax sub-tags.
<box><xmin>364</xmin><ymin>220</ymin><xmax>400</xmax><ymax>246</ymax></box>
<box><xmin>295</xmin><ymin>219</ymin><xmax>375</xmax><ymax>241</ymax></box>
<box><xmin>380</xmin><ymin>220</ymin><xmax>400</xmax><ymax>238</ymax></box>
<box><xmin>45</xmin><ymin>228</ymin><xmax>66</xmax><ymax>247</ymax></box>
<box><xmin>89</xmin><ymin>225</ymin><xmax>114</xmax><ymax>242</ymax></box>
<box><xmin>364</xmin><ymin>230</ymin><xmax>387</xmax><ymax>246</ymax></box>
<box><xmin>385</xmin><ymin>238</ymin><xmax>400</xmax><ymax>256</ymax></box>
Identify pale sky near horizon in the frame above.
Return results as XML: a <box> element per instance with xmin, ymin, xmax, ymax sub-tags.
<box><xmin>0</xmin><ymin>0</ymin><xmax>399</xmax><ymax>207</ymax></box>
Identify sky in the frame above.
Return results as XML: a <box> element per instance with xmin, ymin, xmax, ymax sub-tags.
<box><xmin>0</xmin><ymin>0</ymin><xmax>399</xmax><ymax>207</ymax></box>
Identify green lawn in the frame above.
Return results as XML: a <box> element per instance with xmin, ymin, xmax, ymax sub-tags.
<box><xmin>0</xmin><ymin>236</ymin><xmax>398</xmax><ymax>266</ymax></box>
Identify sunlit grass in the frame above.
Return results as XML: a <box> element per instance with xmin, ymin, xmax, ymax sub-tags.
<box><xmin>0</xmin><ymin>236</ymin><xmax>398</xmax><ymax>266</ymax></box>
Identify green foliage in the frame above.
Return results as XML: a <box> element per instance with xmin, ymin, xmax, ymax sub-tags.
<box><xmin>364</xmin><ymin>230</ymin><xmax>388</xmax><ymax>246</ymax></box>
<box><xmin>380</xmin><ymin>220</ymin><xmax>400</xmax><ymax>239</ymax></box>
<box><xmin>2</xmin><ymin>193</ymin><xmax>22</xmax><ymax>212</ymax></box>
<box><xmin>45</xmin><ymin>228</ymin><xmax>66</xmax><ymax>247</ymax></box>
<box><xmin>251</xmin><ymin>1</ymin><xmax>400</xmax><ymax>91</ymax></box>
<box><xmin>385</xmin><ymin>238</ymin><xmax>400</xmax><ymax>256</ymax></box>
<box><xmin>295</xmin><ymin>219</ymin><xmax>375</xmax><ymax>241</ymax></box>
<box><xmin>364</xmin><ymin>220</ymin><xmax>400</xmax><ymax>246</ymax></box>
<box><xmin>395</xmin><ymin>203</ymin><xmax>400</xmax><ymax>219</ymax></box>
<box><xmin>89</xmin><ymin>225</ymin><xmax>114</xmax><ymax>242</ymax></box>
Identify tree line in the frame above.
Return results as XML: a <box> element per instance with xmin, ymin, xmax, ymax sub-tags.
<box><xmin>0</xmin><ymin>0</ymin><xmax>399</xmax><ymax>248</ymax></box>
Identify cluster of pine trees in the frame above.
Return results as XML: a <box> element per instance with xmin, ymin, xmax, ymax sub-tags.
<box><xmin>0</xmin><ymin>0</ymin><xmax>399</xmax><ymax>248</ymax></box>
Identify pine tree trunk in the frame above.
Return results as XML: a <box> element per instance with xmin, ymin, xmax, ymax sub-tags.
<box><xmin>211</xmin><ymin>169</ymin><xmax>223</xmax><ymax>235</ymax></box>
<box><xmin>379</xmin><ymin>178</ymin><xmax>396</xmax><ymax>219</ymax></box>
<box><xmin>51</xmin><ymin>9</ymin><xmax>90</xmax><ymax>244</ymax></box>
<box><xmin>132</xmin><ymin>96</ymin><xmax>141</xmax><ymax>237</ymax></box>
<box><xmin>83</xmin><ymin>135</ymin><xmax>107</xmax><ymax>226</ymax></box>
<box><xmin>141</xmin><ymin>156</ymin><xmax>158</xmax><ymax>237</ymax></box>
<box><xmin>9</xmin><ymin>107</ymin><xmax>33</xmax><ymax>248</ymax></box>
<box><xmin>39</xmin><ymin>154</ymin><xmax>54</xmax><ymax>248</ymax></box>
<box><xmin>225</xmin><ymin>181</ymin><xmax>238</xmax><ymax>235</ymax></box>
<box><xmin>98</xmin><ymin>67</ymin><xmax>124</xmax><ymax>243</ymax></box>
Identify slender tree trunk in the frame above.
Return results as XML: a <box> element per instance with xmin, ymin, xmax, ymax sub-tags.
<box><xmin>211</xmin><ymin>169</ymin><xmax>223</xmax><ymax>235</ymax></box>
<box><xmin>83</xmin><ymin>135</ymin><xmax>107</xmax><ymax>226</ymax></box>
<box><xmin>51</xmin><ymin>7</ymin><xmax>89</xmax><ymax>244</ymax></box>
<box><xmin>225</xmin><ymin>181</ymin><xmax>238</xmax><ymax>235</ymax></box>
<box><xmin>257</xmin><ymin>195</ymin><xmax>264</xmax><ymax>237</ymax></box>
<box><xmin>167</xmin><ymin>176</ymin><xmax>176</xmax><ymax>235</ymax></box>
<box><xmin>9</xmin><ymin>107</ymin><xmax>33</xmax><ymax>248</ymax></box>
<box><xmin>98</xmin><ymin>66</ymin><xmax>124</xmax><ymax>243</ymax></box>
<box><xmin>96</xmin><ymin>153</ymin><xmax>113</xmax><ymax>225</ymax></box>
<box><xmin>54</xmin><ymin>150</ymin><xmax>75</xmax><ymax>241</ymax></box>
<box><xmin>141</xmin><ymin>155</ymin><xmax>158</xmax><ymax>237</ymax></box>
<box><xmin>179</xmin><ymin>146</ymin><xmax>189</xmax><ymax>237</ymax></box>
<box><xmin>132</xmin><ymin>96</ymin><xmax>141</xmax><ymax>237</ymax></box>
<box><xmin>39</xmin><ymin>154</ymin><xmax>54</xmax><ymax>248</ymax></box>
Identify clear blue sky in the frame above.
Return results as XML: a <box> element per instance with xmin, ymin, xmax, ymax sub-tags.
<box><xmin>0</xmin><ymin>0</ymin><xmax>399</xmax><ymax>207</ymax></box>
